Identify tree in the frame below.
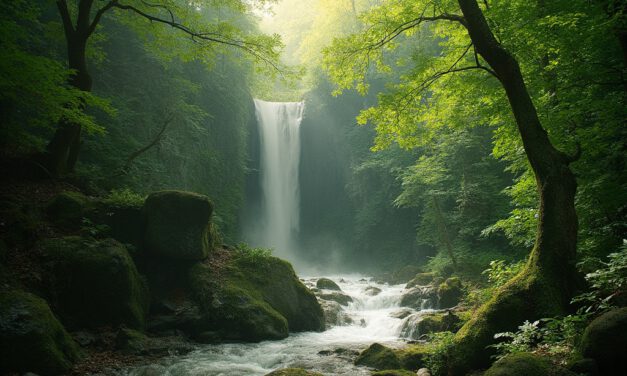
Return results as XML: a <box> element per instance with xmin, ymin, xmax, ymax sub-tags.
<box><xmin>46</xmin><ymin>0</ymin><xmax>281</xmax><ymax>175</ymax></box>
<box><xmin>325</xmin><ymin>0</ymin><xmax>584</xmax><ymax>373</ymax></box>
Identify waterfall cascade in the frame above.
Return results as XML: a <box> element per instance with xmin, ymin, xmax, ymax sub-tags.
<box><xmin>252</xmin><ymin>99</ymin><xmax>305</xmax><ymax>260</ymax></box>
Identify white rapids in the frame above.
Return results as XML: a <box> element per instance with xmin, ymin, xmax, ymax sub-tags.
<box><xmin>122</xmin><ymin>276</ymin><xmax>434</xmax><ymax>376</ymax></box>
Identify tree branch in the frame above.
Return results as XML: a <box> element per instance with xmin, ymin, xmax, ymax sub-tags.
<box><xmin>117</xmin><ymin>113</ymin><xmax>174</xmax><ymax>175</ymax></box>
<box><xmin>111</xmin><ymin>2</ymin><xmax>281</xmax><ymax>71</ymax></box>
<box><xmin>56</xmin><ymin>0</ymin><xmax>75</xmax><ymax>38</ymax></box>
<box><xmin>88</xmin><ymin>0</ymin><xmax>118</xmax><ymax>36</ymax></box>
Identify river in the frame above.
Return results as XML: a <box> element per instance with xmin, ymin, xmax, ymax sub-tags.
<box><xmin>122</xmin><ymin>276</ymin><xmax>431</xmax><ymax>376</ymax></box>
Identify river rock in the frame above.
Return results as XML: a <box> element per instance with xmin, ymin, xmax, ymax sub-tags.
<box><xmin>416</xmin><ymin>368</ymin><xmax>432</xmax><ymax>376</ymax></box>
<box><xmin>316</xmin><ymin>278</ymin><xmax>341</xmax><ymax>291</ymax></box>
<box><xmin>390</xmin><ymin>308</ymin><xmax>414</xmax><ymax>319</ymax></box>
<box><xmin>143</xmin><ymin>190</ymin><xmax>214</xmax><ymax>260</ymax></box>
<box><xmin>579</xmin><ymin>307</ymin><xmax>627</xmax><ymax>376</ymax></box>
<box><xmin>0</xmin><ymin>290</ymin><xmax>80</xmax><ymax>375</ymax></box>
<box><xmin>115</xmin><ymin>328</ymin><xmax>194</xmax><ymax>356</ymax></box>
<box><xmin>405</xmin><ymin>273</ymin><xmax>435</xmax><ymax>289</ymax></box>
<box><xmin>189</xmin><ymin>254</ymin><xmax>324</xmax><ymax>341</ymax></box>
<box><xmin>317</xmin><ymin>291</ymin><xmax>353</xmax><ymax>306</ymax></box>
<box><xmin>355</xmin><ymin>343</ymin><xmax>401</xmax><ymax>370</ymax></box>
<box><xmin>265</xmin><ymin>369</ymin><xmax>323</xmax><ymax>376</ymax></box>
<box><xmin>400</xmin><ymin>286</ymin><xmax>438</xmax><ymax>310</ymax></box>
<box><xmin>41</xmin><ymin>236</ymin><xmax>149</xmax><ymax>329</ymax></box>
<box><xmin>319</xmin><ymin>299</ymin><xmax>352</xmax><ymax>327</ymax></box>
<box><xmin>365</xmin><ymin>286</ymin><xmax>382</xmax><ymax>296</ymax></box>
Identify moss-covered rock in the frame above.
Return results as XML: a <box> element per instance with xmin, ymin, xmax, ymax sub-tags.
<box><xmin>189</xmin><ymin>253</ymin><xmax>324</xmax><ymax>341</ymax></box>
<box><xmin>316</xmin><ymin>277</ymin><xmax>341</xmax><ymax>291</ymax></box>
<box><xmin>484</xmin><ymin>353</ymin><xmax>575</xmax><ymax>376</ymax></box>
<box><xmin>447</xmin><ymin>267</ymin><xmax>567</xmax><ymax>375</ymax></box>
<box><xmin>265</xmin><ymin>369</ymin><xmax>323</xmax><ymax>376</ymax></box>
<box><xmin>46</xmin><ymin>191</ymin><xmax>93</xmax><ymax>228</ymax></box>
<box><xmin>396</xmin><ymin>343</ymin><xmax>430</xmax><ymax>370</ymax></box>
<box><xmin>579</xmin><ymin>307</ymin><xmax>627</xmax><ymax>376</ymax></box>
<box><xmin>0</xmin><ymin>290</ymin><xmax>80</xmax><ymax>375</ymax></box>
<box><xmin>404</xmin><ymin>311</ymin><xmax>461</xmax><ymax>338</ymax></box>
<box><xmin>372</xmin><ymin>371</ymin><xmax>417</xmax><ymax>376</ymax></box>
<box><xmin>143</xmin><ymin>190</ymin><xmax>214</xmax><ymax>260</ymax></box>
<box><xmin>355</xmin><ymin>343</ymin><xmax>401</xmax><ymax>370</ymax></box>
<box><xmin>406</xmin><ymin>273</ymin><xmax>436</xmax><ymax>289</ymax></box>
<box><xmin>115</xmin><ymin>328</ymin><xmax>194</xmax><ymax>356</ymax></box>
<box><xmin>438</xmin><ymin>277</ymin><xmax>463</xmax><ymax>309</ymax></box>
<box><xmin>41</xmin><ymin>236</ymin><xmax>149</xmax><ymax>329</ymax></box>
<box><xmin>92</xmin><ymin>199</ymin><xmax>144</xmax><ymax>247</ymax></box>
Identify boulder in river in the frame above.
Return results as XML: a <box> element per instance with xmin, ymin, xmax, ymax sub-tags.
<box><xmin>41</xmin><ymin>236</ymin><xmax>149</xmax><ymax>329</ymax></box>
<box><xmin>400</xmin><ymin>286</ymin><xmax>438</xmax><ymax>310</ymax></box>
<box><xmin>319</xmin><ymin>299</ymin><xmax>352</xmax><ymax>327</ymax></box>
<box><xmin>364</xmin><ymin>286</ymin><xmax>382</xmax><ymax>296</ymax></box>
<box><xmin>316</xmin><ymin>277</ymin><xmax>341</xmax><ymax>291</ymax></box>
<box><xmin>189</xmin><ymin>252</ymin><xmax>324</xmax><ymax>341</ymax></box>
<box><xmin>317</xmin><ymin>291</ymin><xmax>353</xmax><ymax>306</ymax></box>
<box><xmin>354</xmin><ymin>342</ymin><xmax>401</xmax><ymax>370</ymax></box>
<box><xmin>143</xmin><ymin>190</ymin><xmax>214</xmax><ymax>260</ymax></box>
<box><xmin>0</xmin><ymin>290</ymin><xmax>80</xmax><ymax>375</ymax></box>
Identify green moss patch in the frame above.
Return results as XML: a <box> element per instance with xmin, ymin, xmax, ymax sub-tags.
<box><xmin>355</xmin><ymin>343</ymin><xmax>402</xmax><ymax>370</ymax></box>
<box><xmin>143</xmin><ymin>190</ymin><xmax>214</xmax><ymax>260</ymax></box>
<box><xmin>0</xmin><ymin>290</ymin><xmax>80</xmax><ymax>375</ymax></box>
<box><xmin>484</xmin><ymin>353</ymin><xmax>575</xmax><ymax>376</ymax></box>
<box><xmin>41</xmin><ymin>236</ymin><xmax>149</xmax><ymax>329</ymax></box>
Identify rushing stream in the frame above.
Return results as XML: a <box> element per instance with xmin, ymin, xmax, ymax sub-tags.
<box><xmin>123</xmin><ymin>276</ymin><xmax>432</xmax><ymax>376</ymax></box>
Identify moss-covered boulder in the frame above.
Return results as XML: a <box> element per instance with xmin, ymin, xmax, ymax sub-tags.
<box><xmin>579</xmin><ymin>307</ymin><xmax>627</xmax><ymax>376</ymax></box>
<box><xmin>355</xmin><ymin>343</ymin><xmax>401</xmax><ymax>370</ymax></box>
<box><xmin>0</xmin><ymin>290</ymin><xmax>80</xmax><ymax>375</ymax></box>
<box><xmin>265</xmin><ymin>369</ymin><xmax>324</xmax><ymax>376</ymax></box>
<box><xmin>143</xmin><ymin>190</ymin><xmax>214</xmax><ymax>260</ymax></box>
<box><xmin>316</xmin><ymin>277</ymin><xmax>341</xmax><ymax>291</ymax></box>
<box><xmin>115</xmin><ymin>328</ymin><xmax>194</xmax><ymax>356</ymax></box>
<box><xmin>189</xmin><ymin>253</ymin><xmax>324</xmax><ymax>341</ymax></box>
<box><xmin>484</xmin><ymin>353</ymin><xmax>575</xmax><ymax>376</ymax></box>
<box><xmin>396</xmin><ymin>343</ymin><xmax>430</xmax><ymax>370</ymax></box>
<box><xmin>41</xmin><ymin>236</ymin><xmax>149</xmax><ymax>329</ymax></box>
<box><xmin>401</xmin><ymin>311</ymin><xmax>462</xmax><ymax>339</ymax></box>
<box><xmin>406</xmin><ymin>273</ymin><xmax>436</xmax><ymax>289</ymax></box>
<box><xmin>438</xmin><ymin>277</ymin><xmax>463</xmax><ymax>309</ymax></box>
<box><xmin>46</xmin><ymin>191</ymin><xmax>93</xmax><ymax>228</ymax></box>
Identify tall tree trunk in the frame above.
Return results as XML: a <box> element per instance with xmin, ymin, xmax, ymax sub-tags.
<box><xmin>448</xmin><ymin>1</ymin><xmax>579</xmax><ymax>373</ymax></box>
<box><xmin>46</xmin><ymin>1</ymin><xmax>93</xmax><ymax>175</ymax></box>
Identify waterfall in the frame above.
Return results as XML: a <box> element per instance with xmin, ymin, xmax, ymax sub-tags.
<box><xmin>253</xmin><ymin>99</ymin><xmax>305</xmax><ymax>260</ymax></box>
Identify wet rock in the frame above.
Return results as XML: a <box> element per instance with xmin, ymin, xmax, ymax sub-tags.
<box><xmin>0</xmin><ymin>290</ymin><xmax>80</xmax><ymax>375</ymax></box>
<box><xmin>371</xmin><ymin>371</ymin><xmax>416</xmax><ymax>376</ymax></box>
<box><xmin>143</xmin><ymin>190</ymin><xmax>214</xmax><ymax>260</ymax></box>
<box><xmin>400</xmin><ymin>286</ymin><xmax>438</xmax><ymax>310</ymax></box>
<box><xmin>400</xmin><ymin>311</ymin><xmax>461</xmax><ymax>340</ymax></box>
<box><xmin>319</xmin><ymin>300</ymin><xmax>351</xmax><ymax>327</ymax></box>
<box><xmin>405</xmin><ymin>273</ymin><xmax>435</xmax><ymax>289</ymax></box>
<box><xmin>316</xmin><ymin>278</ymin><xmax>341</xmax><ymax>291</ymax></box>
<box><xmin>265</xmin><ymin>369</ymin><xmax>323</xmax><ymax>376</ymax></box>
<box><xmin>189</xmin><ymin>255</ymin><xmax>324</xmax><ymax>342</ymax></box>
<box><xmin>317</xmin><ymin>291</ymin><xmax>353</xmax><ymax>306</ymax></box>
<box><xmin>73</xmin><ymin>331</ymin><xmax>97</xmax><ymax>346</ymax></box>
<box><xmin>355</xmin><ymin>343</ymin><xmax>401</xmax><ymax>370</ymax></box>
<box><xmin>579</xmin><ymin>307</ymin><xmax>627</xmax><ymax>376</ymax></box>
<box><xmin>146</xmin><ymin>299</ymin><xmax>204</xmax><ymax>335</ymax></box>
<box><xmin>365</xmin><ymin>286</ymin><xmax>382</xmax><ymax>296</ymax></box>
<box><xmin>416</xmin><ymin>368</ymin><xmax>432</xmax><ymax>376</ymax></box>
<box><xmin>390</xmin><ymin>308</ymin><xmax>414</xmax><ymax>320</ymax></box>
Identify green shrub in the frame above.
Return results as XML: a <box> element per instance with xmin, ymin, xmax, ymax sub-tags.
<box><xmin>102</xmin><ymin>188</ymin><xmax>145</xmax><ymax>208</ymax></box>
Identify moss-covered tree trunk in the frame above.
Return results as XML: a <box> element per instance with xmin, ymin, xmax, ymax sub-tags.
<box><xmin>448</xmin><ymin>1</ymin><xmax>579</xmax><ymax>374</ymax></box>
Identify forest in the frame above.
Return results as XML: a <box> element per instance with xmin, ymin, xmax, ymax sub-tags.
<box><xmin>0</xmin><ymin>0</ymin><xmax>625</xmax><ymax>375</ymax></box>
